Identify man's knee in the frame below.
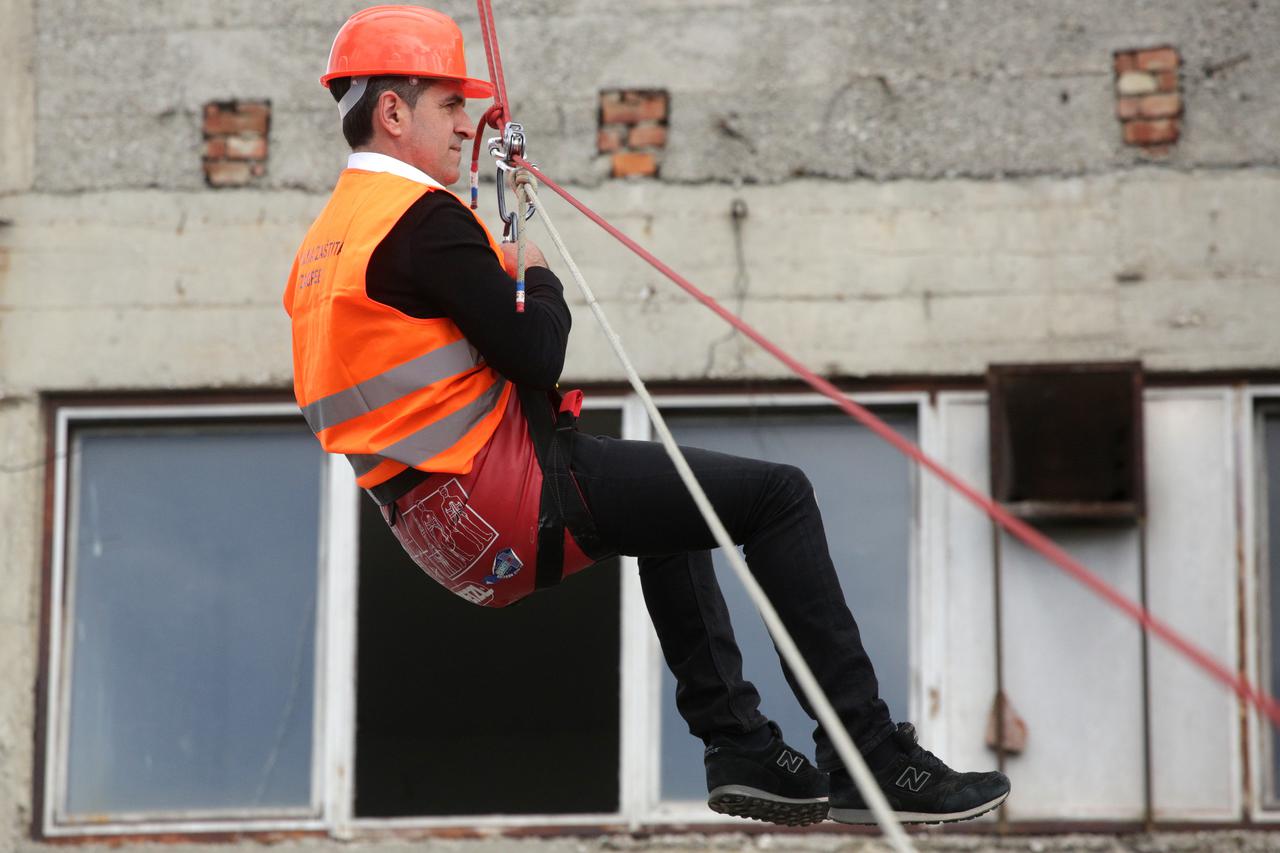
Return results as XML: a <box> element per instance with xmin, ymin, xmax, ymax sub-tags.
<box><xmin>770</xmin><ymin>462</ymin><xmax>814</xmax><ymax>504</ymax></box>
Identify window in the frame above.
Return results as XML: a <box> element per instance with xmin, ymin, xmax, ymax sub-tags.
<box><xmin>353</xmin><ymin>408</ymin><xmax>623</xmax><ymax>819</ymax></box>
<box><xmin>43</xmin><ymin>394</ymin><xmax>922</xmax><ymax>835</ymax></box>
<box><xmin>651</xmin><ymin>402</ymin><xmax>919</xmax><ymax>806</ymax></box>
<box><xmin>46</xmin><ymin>407</ymin><xmax>327</xmax><ymax>830</ymax></box>
<box><xmin>1257</xmin><ymin>403</ymin><xmax>1280</xmax><ymax>809</ymax></box>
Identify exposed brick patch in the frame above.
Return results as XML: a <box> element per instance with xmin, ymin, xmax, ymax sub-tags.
<box><xmin>599</xmin><ymin>89</ymin><xmax>668</xmax><ymax>178</ymax></box>
<box><xmin>204</xmin><ymin>161</ymin><xmax>254</xmax><ymax>187</ymax></box>
<box><xmin>1113</xmin><ymin>47</ymin><xmax>1181</xmax><ymax>154</ymax></box>
<box><xmin>611</xmin><ymin>151</ymin><xmax>658</xmax><ymax>178</ymax></box>
<box><xmin>1118</xmin><ymin>93</ymin><xmax>1182</xmax><ymax>121</ymax></box>
<box><xmin>1135</xmin><ymin>46</ymin><xmax>1179</xmax><ymax>71</ymax></box>
<box><xmin>1116</xmin><ymin>71</ymin><xmax>1158</xmax><ymax>96</ymax></box>
<box><xmin>1136</xmin><ymin>93</ymin><xmax>1181</xmax><ymax>119</ymax></box>
<box><xmin>627</xmin><ymin>124</ymin><xmax>668</xmax><ymax>148</ymax></box>
<box><xmin>203</xmin><ymin>137</ymin><xmax>228</xmax><ymax>160</ymax></box>
<box><xmin>1123</xmin><ymin>118</ymin><xmax>1179</xmax><ymax>146</ymax></box>
<box><xmin>597</xmin><ymin>127</ymin><xmax>623</xmax><ymax>153</ymax></box>
<box><xmin>203</xmin><ymin>100</ymin><xmax>270</xmax><ymax>188</ymax></box>
<box><xmin>601</xmin><ymin>90</ymin><xmax>667</xmax><ymax>125</ymax></box>
<box><xmin>226</xmin><ymin>135</ymin><xmax>267</xmax><ymax>160</ymax></box>
<box><xmin>1113</xmin><ymin>53</ymin><xmax>1137</xmax><ymax>75</ymax></box>
<box><xmin>203</xmin><ymin>102</ymin><xmax>269</xmax><ymax>135</ymax></box>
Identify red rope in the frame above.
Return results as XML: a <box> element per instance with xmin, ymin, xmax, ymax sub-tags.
<box><xmin>471</xmin><ymin>0</ymin><xmax>512</xmax><ymax>209</ymax></box>
<box><xmin>469</xmin><ymin>2</ymin><xmax>1280</xmax><ymax>729</ymax></box>
<box><xmin>469</xmin><ymin>103</ymin><xmax>502</xmax><ymax>208</ymax></box>
<box><xmin>514</xmin><ymin>154</ymin><xmax>1280</xmax><ymax>729</ymax></box>
<box><xmin>475</xmin><ymin>0</ymin><xmax>510</xmax><ymax>122</ymax></box>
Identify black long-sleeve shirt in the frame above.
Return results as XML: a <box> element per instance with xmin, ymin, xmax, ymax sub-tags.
<box><xmin>365</xmin><ymin>190</ymin><xmax>570</xmax><ymax>390</ymax></box>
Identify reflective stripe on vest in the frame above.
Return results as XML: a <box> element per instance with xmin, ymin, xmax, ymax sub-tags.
<box><xmin>299</xmin><ymin>337</ymin><xmax>481</xmax><ymax>433</ymax></box>
<box><xmin>345</xmin><ymin>378</ymin><xmax>508</xmax><ymax>473</ymax></box>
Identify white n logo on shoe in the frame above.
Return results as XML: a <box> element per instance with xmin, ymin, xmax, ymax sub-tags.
<box><xmin>776</xmin><ymin>749</ymin><xmax>804</xmax><ymax>774</ymax></box>
<box><xmin>895</xmin><ymin>766</ymin><xmax>931</xmax><ymax>792</ymax></box>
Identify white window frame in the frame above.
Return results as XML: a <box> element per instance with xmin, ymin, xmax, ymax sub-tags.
<box><xmin>934</xmin><ymin>386</ymin><xmax>1247</xmax><ymax>823</ymax></box>
<box><xmin>43</xmin><ymin>402</ymin><xmax>343</xmax><ymax>838</ymax></box>
<box><xmin>1245</xmin><ymin>385</ymin><xmax>1280</xmax><ymax>822</ymax></box>
<box><xmin>625</xmin><ymin>391</ymin><xmax>934</xmax><ymax>826</ymax></box>
<box><xmin>43</xmin><ymin>391</ymin><xmax>930</xmax><ymax>837</ymax></box>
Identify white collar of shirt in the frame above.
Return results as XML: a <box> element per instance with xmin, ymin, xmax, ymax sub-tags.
<box><xmin>346</xmin><ymin>152</ymin><xmax>446</xmax><ymax>190</ymax></box>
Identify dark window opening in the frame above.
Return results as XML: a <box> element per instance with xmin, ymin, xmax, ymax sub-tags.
<box><xmin>1261</xmin><ymin>406</ymin><xmax>1280</xmax><ymax>805</ymax></box>
<box><xmin>355</xmin><ymin>410</ymin><xmax>622</xmax><ymax>817</ymax></box>
<box><xmin>988</xmin><ymin>361</ymin><xmax>1145</xmax><ymax>521</ymax></box>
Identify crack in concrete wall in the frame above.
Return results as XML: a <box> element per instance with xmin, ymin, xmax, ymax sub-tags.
<box><xmin>0</xmin><ymin>0</ymin><xmax>35</xmax><ymax>193</ymax></box>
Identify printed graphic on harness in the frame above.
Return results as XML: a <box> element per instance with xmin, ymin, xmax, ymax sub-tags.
<box><xmin>396</xmin><ymin>478</ymin><xmax>498</xmax><ymax>583</ymax></box>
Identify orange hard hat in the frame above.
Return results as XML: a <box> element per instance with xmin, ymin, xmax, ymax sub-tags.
<box><xmin>321</xmin><ymin>5</ymin><xmax>494</xmax><ymax>99</ymax></box>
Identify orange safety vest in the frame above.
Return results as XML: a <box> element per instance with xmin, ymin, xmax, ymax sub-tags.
<box><xmin>283</xmin><ymin>167</ymin><xmax>513</xmax><ymax>488</ymax></box>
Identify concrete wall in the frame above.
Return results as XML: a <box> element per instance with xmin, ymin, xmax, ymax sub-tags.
<box><xmin>2</xmin><ymin>170</ymin><xmax>1278</xmax><ymax>393</ymax></box>
<box><xmin>0</xmin><ymin>0</ymin><xmax>35</xmax><ymax>194</ymax></box>
<box><xmin>9</xmin><ymin>832</ymin><xmax>1280</xmax><ymax>853</ymax></box>
<box><xmin>28</xmin><ymin>0</ymin><xmax>1280</xmax><ymax>192</ymax></box>
<box><xmin>4</xmin><ymin>0</ymin><xmax>1280</xmax><ymax>851</ymax></box>
<box><xmin>7</xmin><ymin>170</ymin><xmax>1280</xmax><ymax>849</ymax></box>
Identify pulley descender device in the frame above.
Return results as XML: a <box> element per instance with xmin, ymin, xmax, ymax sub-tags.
<box><xmin>471</xmin><ymin>119</ymin><xmax>537</xmax><ymax>312</ymax></box>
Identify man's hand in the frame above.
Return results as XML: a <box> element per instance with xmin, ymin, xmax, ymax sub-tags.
<box><xmin>500</xmin><ymin>240</ymin><xmax>548</xmax><ymax>278</ymax></box>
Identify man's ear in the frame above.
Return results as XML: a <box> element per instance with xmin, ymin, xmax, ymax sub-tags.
<box><xmin>373</xmin><ymin>91</ymin><xmax>404</xmax><ymax>139</ymax></box>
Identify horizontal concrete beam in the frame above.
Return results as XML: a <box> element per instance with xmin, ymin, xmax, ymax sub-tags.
<box><xmin>1</xmin><ymin>169</ymin><xmax>1278</xmax><ymax>393</ymax></box>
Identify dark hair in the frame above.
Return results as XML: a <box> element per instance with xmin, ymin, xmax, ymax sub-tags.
<box><xmin>329</xmin><ymin>76</ymin><xmax>429</xmax><ymax>148</ymax></box>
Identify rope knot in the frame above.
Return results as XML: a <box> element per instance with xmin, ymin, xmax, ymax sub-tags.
<box><xmin>513</xmin><ymin>167</ymin><xmax>538</xmax><ymax>200</ymax></box>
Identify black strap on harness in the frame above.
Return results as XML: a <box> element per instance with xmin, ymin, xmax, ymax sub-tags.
<box><xmin>364</xmin><ymin>464</ymin><xmax>428</xmax><ymax>508</ymax></box>
<box><xmin>517</xmin><ymin>384</ymin><xmax>608</xmax><ymax>590</ymax></box>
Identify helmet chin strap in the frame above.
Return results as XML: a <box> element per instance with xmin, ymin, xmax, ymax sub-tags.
<box><xmin>337</xmin><ymin>75</ymin><xmax>423</xmax><ymax>120</ymax></box>
<box><xmin>337</xmin><ymin>75</ymin><xmax>369</xmax><ymax>119</ymax></box>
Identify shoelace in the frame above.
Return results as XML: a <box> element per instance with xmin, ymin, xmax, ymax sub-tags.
<box><xmin>892</xmin><ymin>724</ymin><xmax>947</xmax><ymax>775</ymax></box>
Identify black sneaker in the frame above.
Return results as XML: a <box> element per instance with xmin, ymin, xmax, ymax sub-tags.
<box><xmin>828</xmin><ymin>722</ymin><xmax>1010</xmax><ymax>825</ymax></box>
<box><xmin>705</xmin><ymin>722</ymin><xmax>829</xmax><ymax>826</ymax></box>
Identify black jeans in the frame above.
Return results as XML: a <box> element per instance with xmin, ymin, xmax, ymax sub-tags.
<box><xmin>569</xmin><ymin>432</ymin><xmax>895</xmax><ymax>770</ymax></box>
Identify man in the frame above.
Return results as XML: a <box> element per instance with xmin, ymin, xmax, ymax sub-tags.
<box><xmin>285</xmin><ymin>4</ymin><xmax>1011</xmax><ymax>827</ymax></box>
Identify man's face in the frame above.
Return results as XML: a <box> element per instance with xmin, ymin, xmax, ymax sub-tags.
<box><xmin>402</xmin><ymin>80</ymin><xmax>475</xmax><ymax>185</ymax></box>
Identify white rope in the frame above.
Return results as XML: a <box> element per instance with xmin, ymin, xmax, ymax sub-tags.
<box><xmin>522</xmin><ymin>178</ymin><xmax>916</xmax><ymax>853</ymax></box>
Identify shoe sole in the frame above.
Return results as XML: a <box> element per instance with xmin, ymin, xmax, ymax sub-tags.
<box><xmin>708</xmin><ymin>785</ymin><xmax>830</xmax><ymax>827</ymax></box>
<box><xmin>828</xmin><ymin>789</ymin><xmax>1010</xmax><ymax>826</ymax></box>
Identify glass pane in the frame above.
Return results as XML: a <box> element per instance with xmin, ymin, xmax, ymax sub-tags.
<box><xmin>658</xmin><ymin>408</ymin><xmax>917</xmax><ymax>801</ymax></box>
<box><xmin>63</xmin><ymin>423</ymin><xmax>324</xmax><ymax>816</ymax></box>
<box><xmin>1265</xmin><ymin>412</ymin><xmax>1280</xmax><ymax>800</ymax></box>
<box><xmin>355</xmin><ymin>409</ymin><xmax>623</xmax><ymax>816</ymax></box>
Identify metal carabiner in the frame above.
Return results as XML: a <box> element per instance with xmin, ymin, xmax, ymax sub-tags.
<box><xmin>488</xmin><ymin>122</ymin><xmax>536</xmax><ymax>243</ymax></box>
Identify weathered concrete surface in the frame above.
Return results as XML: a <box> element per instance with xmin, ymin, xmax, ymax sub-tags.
<box><xmin>2</xmin><ymin>169</ymin><xmax>1277</xmax><ymax>397</ymax></box>
<box><xmin>0</xmin><ymin>0</ymin><xmax>35</xmax><ymax>194</ymax></box>
<box><xmin>5</xmin><ymin>3</ymin><xmax>1280</xmax><ymax>850</ymax></box>
<box><xmin>8</xmin><ymin>831</ymin><xmax>1280</xmax><ymax>852</ymax></box>
<box><xmin>1</xmin><ymin>175</ymin><xmax>1274</xmax><ymax>850</ymax></box>
<box><xmin>0</xmin><ymin>396</ymin><xmax>44</xmax><ymax>853</ymax></box>
<box><xmin>30</xmin><ymin>0</ymin><xmax>1280</xmax><ymax>193</ymax></box>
